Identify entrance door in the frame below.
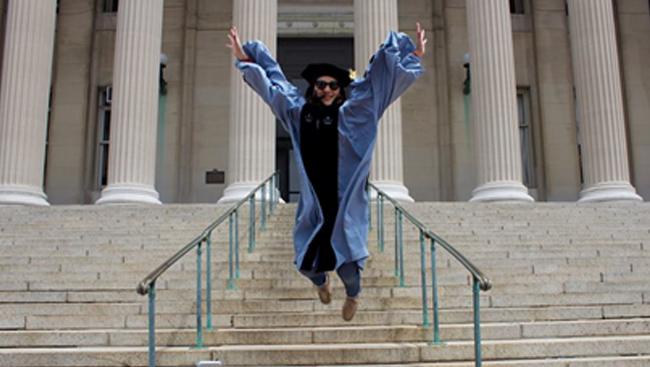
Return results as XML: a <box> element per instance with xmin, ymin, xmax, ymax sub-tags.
<box><xmin>276</xmin><ymin>38</ymin><xmax>353</xmax><ymax>202</ymax></box>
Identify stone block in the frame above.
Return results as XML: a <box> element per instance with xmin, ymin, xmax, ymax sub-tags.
<box><xmin>0</xmin><ymin>347</ymin><xmax>212</xmax><ymax>367</ymax></box>
<box><xmin>26</xmin><ymin>315</ymin><xmax>126</xmax><ymax>330</ymax></box>
<box><xmin>0</xmin><ymin>316</ymin><xmax>25</xmax><ymax>330</ymax></box>
<box><xmin>0</xmin><ymin>330</ymin><xmax>109</xmax><ymax>347</ymax></box>
<box><xmin>217</xmin><ymin>343</ymin><xmax>420</xmax><ymax>365</ymax></box>
<box><xmin>522</xmin><ymin>319</ymin><xmax>650</xmax><ymax>338</ymax></box>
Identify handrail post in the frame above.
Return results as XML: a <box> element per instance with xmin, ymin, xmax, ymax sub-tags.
<box><xmin>249</xmin><ymin>196</ymin><xmax>255</xmax><ymax>253</ymax></box>
<box><xmin>270</xmin><ymin>174</ymin><xmax>275</xmax><ymax>216</ymax></box>
<box><xmin>135</xmin><ymin>172</ymin><xmax>285</xmax><ymax>363</ymax></box>
<box><xmin>196</xmin><ymin>242</ymin><xmax>203</xmax><ymax>348</ymax></box>
<box><xmin>235</xmin><ymin>209</ymin><xmax>240</xmax><ymax>279</ymax></box>
<box><xmin>399</xmin><ymin>211</ymin><xmax>404</xmax><ymax>287</ymax></box>
<box><xmin>431</xmin><ymin>239</ymin><xmax>440</xmax><ymax>344</ymax></box>
<box><xmin>379</xmin><ymin>195</ymin><xmax>384</xmax><ymax>252</ymax></box>
<box><xmin>376</xmin><ymin>192</ymin><xmax>380</xmax><ymax>247</ymax></box>
<box><xmin>367</xmin><ymin>185</ymin><xmax>372</xmax><ymax>231</ymax></box>
<box><xmin>419</xmin><ymin>230</ymin><xmax>429</xmax><ymax>326</ymax></box>
<box><xmin>148</xmin><ymin>284</ymin><xmax>156</xmax><ymax>367</ymax></box>
<box><xmin>274</xmin><ymin>172</ymin><xmax>278</xmax><ymax>212</ymax></box>
<box><xmin>228</xmin><ymin>213</ymin><xmax>234</xmax><ymax>289</ymax></box>
<box><xmin>473</xmin><ymin>277</ymin><xmax>483</xmax><ymax>367</ymax></box>
<box><xmin>394</xmin><ymin>207</ymin><xmax>399</xmax><ymax>277</ymax></box>
<box><xmin>206</xmin><ymin>232</ymin><xmax>213</xmax><ymax>330</ymax></box>
<box><xmin>261</xmin><ymin>184</ymin><xmax>267</xmax><ymax>231</ymax></box>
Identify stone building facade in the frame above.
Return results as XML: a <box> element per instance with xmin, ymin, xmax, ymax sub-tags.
<box><xmin>0</xmin><ymin>0</ymin><xmax>647</xmax><ymax>205</ymax></box>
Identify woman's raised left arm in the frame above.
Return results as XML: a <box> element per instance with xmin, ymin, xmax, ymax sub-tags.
<box><xmin>349</xmin><ymin>23</ymin><xmax>426</xmax><ymax>115</ymax></box>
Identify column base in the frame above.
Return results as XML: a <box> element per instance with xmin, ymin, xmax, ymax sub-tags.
<box><xmin>578</xmin><ymin>182</ymin><xmax>643</xmax><ymax>202</ymax></box>
<box><xmin>470</xmin><ymin>181</ymin><xmax>535</xmax><ymax>203</ymax></box>
<box><xmin>218</xmin><ymin>182</ymin><xmax>283</xmax><ymax>205</ymax></box>
<box><xmin>96</xmin><ymin>184</ymin><xmax>161</xmax><ymax>205</ymax></box>
<box><xmin>371</xmin><ymin>182</ymin><xmax>415</xmax><ymax>203</ymax></box>
<box><xmin>0</xmin><ymin>186</ymin><xmax>49</xmax><ymax>206</ymax></box>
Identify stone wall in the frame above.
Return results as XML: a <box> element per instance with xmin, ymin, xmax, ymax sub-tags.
<box><xmin>617</xmin><ymin>0</ymin><xmax>650</xmax><ymax>200</ymax></box>
<box><xmin>37</xmin><ymin>0</ymin><xmax>649</xmax><ymax>203</ymax></box>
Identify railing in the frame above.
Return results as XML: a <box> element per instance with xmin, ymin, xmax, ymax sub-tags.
<box><xmin>367</xmin><ymin>183</ymin><xmax>492</xmax><ymax>367</ymax></box>
<box><xmin>136</xmin><ymin>172</ymin><xmax>280</xmax><ymax>367</ymax></box>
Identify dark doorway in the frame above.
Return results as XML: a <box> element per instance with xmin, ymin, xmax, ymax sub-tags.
<box><xmin>276</xmin><ymin>38</ymin><xmax>354</xmax><ymax>202</ymax></box>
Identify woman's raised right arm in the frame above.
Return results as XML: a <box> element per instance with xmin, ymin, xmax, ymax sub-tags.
<box><xmin>227</xmin><ymin>27</ymin><xmax>303</xmax><ymax>131</ymax></box>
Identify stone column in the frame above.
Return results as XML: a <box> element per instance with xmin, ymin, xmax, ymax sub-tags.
<box><xmin>354</xmin><ymin>0</ymin><xmax>414</xmax><ymax>202</ymax></box>
<box><xmin>96</xmin><ymin>0</ymin><xmax>164</xmax><ymax>205</ymax></box>
<box><xmin>0</xmin><ymin>0</ymin><xmax>57</xmax><ymax>206</ymax></box>
<box><xmin>567</xmin><ymin>0</ymin><xmax>642</xmax><ymax>202</ymax></box>
<box><xmin>218</xmin><ymin>0</ymin><xmax>277</xmax><ymax>204</ymax></box>
<box><xmin>466</xmin><ymin>0</ymin><xmax>534</xmax><ymax>202</ymax></box>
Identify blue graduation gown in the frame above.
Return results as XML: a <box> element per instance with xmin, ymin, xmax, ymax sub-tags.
<box><xmin>235</xmin><ymin>31</ymin><xmax>425</xmax><ymax>271</ymax></box>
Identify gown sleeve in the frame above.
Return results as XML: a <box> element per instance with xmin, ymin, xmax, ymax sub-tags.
<box><xmin>345</xmin><ymin>30</ymin><xmax>425</xmax><ymax>120</ymax></box>
<box><xmin>235</xmin><ymin>41</ymin><xmax>305</xmax><ymax>132</ymax></box>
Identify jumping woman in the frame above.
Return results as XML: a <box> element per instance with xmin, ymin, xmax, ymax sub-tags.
<box><xmin>227</xmin><ymin>23</ymin><xmax>426</xmax><ymax>321</ymax></box>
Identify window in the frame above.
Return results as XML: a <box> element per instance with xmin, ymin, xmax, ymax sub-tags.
<box><xmin>510</xmin><ymin>0</ymin><xmax>525</xmax><ymax>14</ymax></box>
<box><xmin>517</xmin><ymin>91</ymin><xmax>535</xmax><ymax>188</ymax></box>
<box><xmin>102</xmin><ymin>0</ymin><xmax>118</xmax><ymax>13</ymax></box>
<box><xmin>97</xmin><ymin>86</ymin><xmax>112</xmax><ymax>188</ymax></box>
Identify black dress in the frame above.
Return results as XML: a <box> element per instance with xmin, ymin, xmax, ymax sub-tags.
<box><xmin>299</xmin><ymin>102</ymin><xmax>339</xmax><ymax>272</ymax></box>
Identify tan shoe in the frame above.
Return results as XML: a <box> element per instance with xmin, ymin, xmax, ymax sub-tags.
<box><xmin>316</xmin><ymin>276</ymin><xmax>331</xmax><ymax>304</ymax></box>
<box><xmin>342</xmin><ymin>296</ymin><xmax>358</xmax><ymax>321</ymax></box>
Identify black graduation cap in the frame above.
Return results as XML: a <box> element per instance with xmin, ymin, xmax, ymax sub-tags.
<box><xmin>300</xmin><ymin>63</ymin><xmax>352</xmax><ymax>88</ymax></box>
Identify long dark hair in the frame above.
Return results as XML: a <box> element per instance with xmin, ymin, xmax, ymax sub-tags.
<box><xmin>304</xmin><ymin>83</ymin><xmax>347</xmax><ymax>106</ymax></box>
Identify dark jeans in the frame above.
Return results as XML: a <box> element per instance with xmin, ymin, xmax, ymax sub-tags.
<box><xmin>299</xmin><ymin>262</ymin><xmax>361</xmax><ymax>298</ymax></box>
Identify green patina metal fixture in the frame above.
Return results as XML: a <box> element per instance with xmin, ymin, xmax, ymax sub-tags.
<box><xmin>368</xmin><ymin>182</ymin><xmax>491</xmax><ymax>367</ymax></box>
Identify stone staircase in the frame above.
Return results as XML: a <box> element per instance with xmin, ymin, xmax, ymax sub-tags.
<box><xmin>1</xmin><ymin>202</ymin><xmax>650</xmax><ymax>366</ymax></box>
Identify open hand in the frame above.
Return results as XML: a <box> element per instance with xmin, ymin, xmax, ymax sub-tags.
<box><xmin>226</xmin><ymin>26</ymin><xmax>248</xmax><ymax>61</ymax></box>
<box><xmin>413</xmin><ymin>22</ymin><xmax>427</xmax><ymax>58</ymax></box>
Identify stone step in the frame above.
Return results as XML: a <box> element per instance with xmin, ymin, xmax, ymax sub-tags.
<box><xmin>229</xmin><ymin>303</ymin><xmax>650</xmax><ymax>329</ymax></box>
<box><xmin>1</xmin><ymin>202</ymin><xmax>649</xmax><ymax>366</ymax></box>
<box><xmin>3</xmin><ymin>234</ymin><xmax>645</xmax><ymax>251</ymax></box>
<box><xmin>250</xmin><ymin>248</ymin><xmax>648</xmax><ymax>262</ymax></box>
<box><xmin>5</xmin><ymin>257</ymin><xmax>644</xmax><ymax>283</ymax></box>
<box><xmin>2</xmin><ymin>335</ymin><xmax>650</xmax><ymax>367</ymax></box>
<box><xmin>229</xmin><ymin>355</ymin><xmax>650</xmax><ymax>367</ymax></box>
<box><xmin>3</xmin><ymin>318</ymin><xmax>650</xmax><ymax>348</ymax></box>
<box><xmin>258</xmin><ymin>231</ymin><xmax>650</xmax><ymax>243</ymax></box>
<box><xmin>209</xmin><ymin>335</ymin><xmax>650</xmax><ymax>365</ymax></box>
<box><xmin>9</xmin><ymin>263</ymin><xmax>645</xmax><ymax>293</ymax></box>
<box><xmin>7</xmin><ymin>302</ymin><xmax>649</xmax><ymax>331</ymax></box>
<box><xmin>0</xmin><ymin>346</ymin><xmax>212</xmax><ymax>367</ymax></box>
<box><xmin>16</xmin><ymin>271</ymin><xmax>631</xmax><ymax>293</ymax></box>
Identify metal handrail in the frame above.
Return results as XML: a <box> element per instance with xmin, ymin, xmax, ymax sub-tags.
<box><xmin>136</xmin><ymin>171</ymin><xmax>280</xmax><ymax>367</ymax></box>
<box><xmin>368</xmin><ymin>182</ymin><xmax>492</xmax><ymax>367</ymax></box>
<box><xmin>369</xmin><ymin>183</ymin><xmax>492</xmax><ymax>291</ymax></box>
<box><xmin>136</xmin><ymin>172</ymin><xmax>278</xmax><ymax>296</ymax></box>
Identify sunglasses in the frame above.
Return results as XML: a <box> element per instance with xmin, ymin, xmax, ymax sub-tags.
<box><xmin>315</xmin><ymin>80</ymin><xmax>340</xmax><ymax>91</ymax></box>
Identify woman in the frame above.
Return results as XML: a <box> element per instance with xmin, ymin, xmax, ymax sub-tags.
<box><xmin>227</xmin><ymin>24</ymin><xmax>426</xmax><ymax>321</ymax></box>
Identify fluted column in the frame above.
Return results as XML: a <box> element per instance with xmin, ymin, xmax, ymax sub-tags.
<box><xmin>354</xmin><ymin>0</ymin><xmax>414</xmax><ymax>202</ymax></box>
<box><xmin>466</xmin><ymin>0</ymin><xmax>533</xmax><ymax>202</ymax></box>
<box><xmin>218</xmin><ymin>0</ymin><xmax>277</xmax><ymax>204</ymax></box>
<box><xmin>0</xmin><ymin>0</ymin><xmax>56</xmax><ymax>206</ymax></box>
<box><xmin>96</xmin><ymin>0</ymin><xmax>163</xmax><ymax>205</ymax></box>
<box><xmin>568</xmin><ymin>0</ymin><xmax>642</xmax><ymax>202</ymax></box>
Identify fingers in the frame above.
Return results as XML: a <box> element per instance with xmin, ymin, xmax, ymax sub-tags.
<box><xmin>226</xmin><ymin>27</ymin><xmax>247</xmax><ymax>60</ymax></box>
<box><xmin>415</xmin><ymin>22</ymin><xmax>425</xmax><ymax>43</ymax></box>
<box><xmin>226</xmin><ymin>34</ymin><xmax>234</xmax><ymax>49</ymax></box>
<box><xmin>413</xmin><ymin>22</ymin><xmax>427</xmax><ymax>57</ymax></box>
<box><xmin>230</xmin><ymin>26</ymin><xmax>239</xmax><ymax>40</ymax></box>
